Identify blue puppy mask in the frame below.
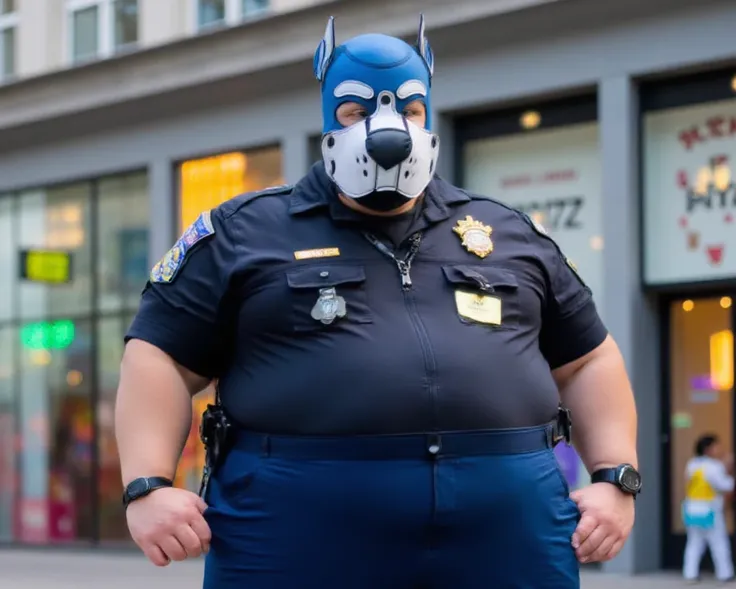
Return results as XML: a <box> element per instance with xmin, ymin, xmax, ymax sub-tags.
<box><xmin>313</xmin><ymin>16</ymin><xmax>440</xmax><ymax>207</ymax></box>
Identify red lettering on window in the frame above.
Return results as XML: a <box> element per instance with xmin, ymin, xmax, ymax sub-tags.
<box><xmin>730</xmin><ymin>117</ymin><xmax>736</xmax><ymax>136</ymax></box>
<box><xmin>677</xmin><ymin>169</ymin><xmax>689</xmax><ymax>189</ymax></box>
<box><xmin>707</xmin><ymin>116</ymin><xmax>725</xmax><ymax>138</ymax></box>
<box><xmin>679</xmin><ymin>126</ymin><xmax>704</xmax><ymax>150</ymax></box>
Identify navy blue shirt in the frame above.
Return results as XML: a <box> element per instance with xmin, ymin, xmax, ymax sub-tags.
<box><xmin>126</xmin><ymin>163</ymin><xmax>607</xmax><ymax>434</ymax></box>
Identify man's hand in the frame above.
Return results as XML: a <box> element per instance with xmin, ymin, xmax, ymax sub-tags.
<box><xmin>569</xmin><ymin>482</ymin><xmax>635</xmax><ymax>563</ymax></box>
<box><xmin>126</xmin><ymin>487</ymin><xmax>211</xmax><ymax>566</ymax></box>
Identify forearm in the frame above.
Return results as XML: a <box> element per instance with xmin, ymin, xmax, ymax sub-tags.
<box><xmin>115</xmin><ymin>340</ymin><xmax>200</xmax><ymax>485</ymax></box>
<box><xmin>558</xmin><ymin>341</ymin><xmax>638</xmax><ymax>473</ymax></box>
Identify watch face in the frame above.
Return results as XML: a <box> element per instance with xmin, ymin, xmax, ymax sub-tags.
<box><xmin>127</xmin><ymin>478</ymin><xmax>151</xmax><ymax>498</ymax></box>
<box><xmin>619</xmin><ymin>466</ymin><xmax>641</xmax><ymax>492</ymax></box>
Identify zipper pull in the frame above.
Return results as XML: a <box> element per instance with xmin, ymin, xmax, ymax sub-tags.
<box><xmin>397</xmin><ymin>260</ymin><xmax>413</xmax><ymax>289</ymax></box>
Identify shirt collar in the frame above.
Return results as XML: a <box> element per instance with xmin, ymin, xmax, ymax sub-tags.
<box><xmin>289</xmin><ymin>162</ymin><xmax>470</xmax><ymax>223</ymax></box>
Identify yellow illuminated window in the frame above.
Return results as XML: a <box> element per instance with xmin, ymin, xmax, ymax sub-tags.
<box><xmin>710</xmin><ymin>329</ymin><xmax>734</xmax><ymax>391</ymax></box>
<box><xmin>178</xmin><ymin>147</ymin><xmax>284</xmax><ymax>231</ymax></box>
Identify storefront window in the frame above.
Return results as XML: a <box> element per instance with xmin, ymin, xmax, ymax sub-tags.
<box><xmin>18</xmin><ymin>319</ymin><xmax>94</xmax><ymax>544</ymax></box>
<box><xmin>644</xmin><ymin>99</ymin><xmax>736</xmax><ymax>285</ymax></box>
<box><xmin>97</xmin><ymin>172</ymin><xmax>149</xmax><ymax>313</ymax></box>
<box><xmin>0</xmin><ymin>326</ymin><xmax>15</xmax><ymax>542</ymax></box>
<box><xmin>2</xmin><ymin>170</ymin><xmax>148</xmax><ymax>545</ymax></box>
<box><xmin>18</xmin><ymin>184</ymin><xmax>93</xmax><ymax>320</ymax></box>
<box><xmin>669</xmin><ymin>296</ymin><xmax>734</xmax><ymax>534</ymax></box>
<box><xmin>0</xmin><ymin>195</ymin><xmax>14</xmax><ymax>321</ymax></box>
<box><xmin>178</xmin><ymin>145</ymin><xmax>283</xmax><ymax>231</ymax></box>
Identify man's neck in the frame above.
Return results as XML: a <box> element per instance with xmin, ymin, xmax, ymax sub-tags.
<box><xmin>338</xmin><ymin>193</ymin><xmax>421</xmax><ymax>217</ymax></box>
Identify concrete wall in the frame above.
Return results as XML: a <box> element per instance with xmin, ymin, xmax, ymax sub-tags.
<box><xmin>0</xmin><ymin>0</ymin><xmax>735</xmax><ymax>573</ymax></box>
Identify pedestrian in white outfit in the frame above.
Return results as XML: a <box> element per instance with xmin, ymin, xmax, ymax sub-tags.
<box><xmin>683</xmin><ymin>434</ymin><xmax>735</xmax><ymax>583</ymax></box>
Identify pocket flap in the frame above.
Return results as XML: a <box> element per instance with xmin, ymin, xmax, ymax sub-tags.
<box><xmin>287</xmin><ymin>265</ymin><xmax>367</xmax><ymax>289</ymax></box>
<box><xmin>442</xmin><ymin>265</ymin><xmax>518</xmax><ymax>290</ymax></box>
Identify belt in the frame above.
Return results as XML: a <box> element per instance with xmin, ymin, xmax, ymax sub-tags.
<box><xmin>230</xmin><ymin>423</ymin><xmax>560</xmax><ymax>460</ymax></box>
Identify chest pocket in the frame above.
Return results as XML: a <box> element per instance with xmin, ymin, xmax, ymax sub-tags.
<box><xmin>286</xmin><ymin>264</ymin><xmax>373</xmax><ymax>332</ymax></box>
<box><xmin>442</xmin><ymin>265</ymin><xmax>520</xmax><ymax>330</ymax></box>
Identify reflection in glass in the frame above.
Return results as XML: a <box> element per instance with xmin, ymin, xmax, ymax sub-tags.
<box><xmin>1</xmin><ymin>26</ymin><xmax>14</xmax><ymax>79</ymax></box>
<box><xmin>242</xmin><ymin>0</ymin><xmax>269</xmax><ymax>16</ymax></box>
<box><xmin>0</xmin><ymin>196</ymin><xmax>14</xmax><ymax>320</ymax></box>
<box><xmin>18</xmin><ymin>319</ymin><xmax>93</xmax><ymax>543</ymax></box>
<box><xmin>0</xmin><ymin>327</ymin><xmax>15</xmax><ymax>541</ymax></box>
<box><xmin>72</xmin><ymin>6</ymin><xmax>99</xmax><ymax>63</ymax></box>
<box><xmin>113</xmin><ymin>0</ymin><xmax>138</xmax><ymax>49</ymax></box>
<box><xmin>670</xmin><ymin>297</ymin><xmax>734</xmax><ymax>534</ymax></box>
<box><xmin>97</xmin><ymin>173</ymin><xmax>149</xmax><ymax>313</ymax></box>
<box><xmin>198</xmin><ymin>0</ymin><xmax>225</xmax><ymax>28</ymax></box>
<box><xmin>18</xmin><ymin>184</ymin><xmax>92</xmax><ymax>320</ymax></box>
<box><xmin>178</xmin><ymin>146</ymin><xmax>283</xmax><ymax>230</ymax></box>
<box><xmin>97</xmin><ymin>316</ymin><xmax>128</xmax><ymax>542</ymax></box>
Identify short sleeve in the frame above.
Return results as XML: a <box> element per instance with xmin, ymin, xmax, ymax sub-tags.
<box><xmin>522</xmin><ymin>216</ymin><xmax>608</xmax><ymax>369</ymax></box>
<box><xmin>125</xmin><ymin>208</ymin><xmax>236</xmax><ymax>378</ymax></box>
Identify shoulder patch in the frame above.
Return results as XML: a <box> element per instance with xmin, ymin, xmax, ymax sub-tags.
<box><xmin>150</xmin><ymin>211</ymin><xmax>215</xmax><ymax>284</ymax></box>
<box><xmin>219</xmin><ymin>184</ymin><xmax>294</xmax><ymax>219</ymax></box>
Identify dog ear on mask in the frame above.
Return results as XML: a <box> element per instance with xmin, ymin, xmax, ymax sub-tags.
<box><xmin>313</xmin><ymin>16</ymin><xmax>336</xmax><ymax>82</ymax></box>
<box><xmin>416</xmin><ymin>14</ymin><xmax>434</xmax><ymax>79</ymax></box>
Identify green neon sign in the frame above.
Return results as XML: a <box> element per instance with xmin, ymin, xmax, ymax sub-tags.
<box><xmin>20</xmin><ymin>320</ymin><xmax>76</xmax><ymax>350</ymax></box>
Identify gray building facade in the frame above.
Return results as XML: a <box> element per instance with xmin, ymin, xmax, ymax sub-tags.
<box><xmin>0</xmin><ymin>0</ymin><xmax>735</xmax><ymax>575</ymax></box>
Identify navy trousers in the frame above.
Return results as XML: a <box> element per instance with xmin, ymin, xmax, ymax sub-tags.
<box><xmin>203</xmin><ymin>426</ymin><xmax>581</xmax><ymax>589</ymax></box>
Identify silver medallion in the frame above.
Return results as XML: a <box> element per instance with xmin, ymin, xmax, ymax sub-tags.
<box><xmin>310</xmin><ymin>287</ymin><xmax>347</xmax><ymax>325</ymax></box>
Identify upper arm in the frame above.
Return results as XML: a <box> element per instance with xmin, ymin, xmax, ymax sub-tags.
<box><xmin>521</xmin><ymin>215</ymin><xmax>608</xmax><ymax>371</ymax></box>
<box><xmin>125</xmin><ymin>208</ymin><xmax>237</xmax><ymax>379</ymax></box>
<box><xmin>120</xmin><ymin>339</ymin><xmax>211</xmax><ymax>396</ymax></box>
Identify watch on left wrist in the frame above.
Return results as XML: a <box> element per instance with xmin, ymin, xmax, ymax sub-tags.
<box><xmin>591</xmin><ymin>464</ymin><xmax>642</xmax><ymax>497</ymax></box>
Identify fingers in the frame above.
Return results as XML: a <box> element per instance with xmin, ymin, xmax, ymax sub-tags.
<box><xmin>143</xmin><ymin>544</ymin><xmax>170</xmax><ymax>567</ymax></box>
<box><xmin>575</xmin><ymin>524</ymin><xmax>605</xmax><ymax>562</ymax></box>
<box><xmin>189</xmin><ymin>514</ymin><xmax>212</xmax><ymax>553</ymax></box>
<box><xmin>174</xmin><ymin>524</ymin><xmax>206</xmax><ymax>558</ymax></box>
<box><xmin>159</xmin><ymin>535</ymin><xmax>188</xmax><ymax>562</ymax></box>
<box><xmin>571</xmin><ymin>514</ymin><xmax>597</xmax><ymax>550</ymax></box>
<box><xmin>606</xmin><ymin>540</ymin><xmax>625</xmax><ymax>561</ymax></box>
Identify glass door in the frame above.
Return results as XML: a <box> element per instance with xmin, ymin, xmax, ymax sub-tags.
<box><xmin>663</xmin><ymin>293</ymin><xmax>735</xmax><ymax>568</ymax></box>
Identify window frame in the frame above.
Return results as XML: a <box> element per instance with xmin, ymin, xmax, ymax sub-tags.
<box><xmin>190</xmin><ymin>0</ymin><xmax>269</xmax><ymax>34</ymax></box>
<box><xmin>0</xmin><ymin>5</ymin><xmax>18</xmax><ymax>82</ymax></box>
<box><xmin>66</xmin><ymin>0</ymin><xmax>139</xmax><ymax>65</ymax></box>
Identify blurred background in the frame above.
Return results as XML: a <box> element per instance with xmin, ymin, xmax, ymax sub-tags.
<box><xmin>0</xmin><ymin>0</ymin><xmax>733</xmax><ymax>578</ymax></box>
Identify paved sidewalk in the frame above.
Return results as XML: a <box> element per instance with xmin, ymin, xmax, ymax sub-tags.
<box><xmin>0</xmin><ymin>550</ymin><xmax>721</xmax><ymax>588</ymax></box>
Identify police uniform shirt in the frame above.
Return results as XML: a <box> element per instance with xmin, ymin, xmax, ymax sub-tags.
<box><xmin>126</xmin><ymin>163</ymin><xmax>608</xmax><ymax>435</ymax></box>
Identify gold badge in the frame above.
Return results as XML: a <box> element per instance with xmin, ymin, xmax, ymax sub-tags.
<box><xmin>294</xmin><ymin>247</ymin><xmax>341</xmax><ymax>260</ymax></box>
<box><xmin>453</xmin><ymin>216</ymin><xmax>494</xmax><ymax>258</ymax></box>
<box><xmin>455</xmin><ymin>291</ymin><xmax>502</xmax><ymax>325</ymax></box>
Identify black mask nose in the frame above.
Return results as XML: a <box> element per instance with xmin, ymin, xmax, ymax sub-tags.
<box><xmin>365</xmin><ymin>129</ymin><xmax>413</xmax><ymax>170</ymax></box>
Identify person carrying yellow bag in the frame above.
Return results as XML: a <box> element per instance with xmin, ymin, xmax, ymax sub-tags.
<box><xmin>682</xmin><ymin>434</ymin><xmax>735</xmax><ymax>583</ymax></box>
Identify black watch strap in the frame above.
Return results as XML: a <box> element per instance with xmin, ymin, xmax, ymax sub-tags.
<box><xmin>592</xmin><ymin>464</ymin><xmax>641</xmax><ymax>497</ymax></box>
<box><xmin>122</xmin><ymin>476</ymin><xmax>173</xmax><ymax>508</ymax></box>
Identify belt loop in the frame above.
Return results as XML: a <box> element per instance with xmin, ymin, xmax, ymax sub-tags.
<box><xmin>427</xmin><ymin>433</ymin><xmax>442</xmax><ymax>458</ymax></box>
<box><xmin>261</xmin><ymin>435</ymin><xmax>271</xmax><ymax>457</ymax></box>
<box><xmin>545</xmin><ymin>424</ymin><xmax>556</xmax><ymax>449</ymax></box>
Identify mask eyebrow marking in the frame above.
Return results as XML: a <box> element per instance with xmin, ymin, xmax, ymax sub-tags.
<box><xmin>396</xmin><ymin>80</ymin><xmax>427</xmax><ymax>99</ymax></box>
<box><xmin>334</xmin><ymin>81</ymin><xmax>375</xmax><ymax>100</ymax></box>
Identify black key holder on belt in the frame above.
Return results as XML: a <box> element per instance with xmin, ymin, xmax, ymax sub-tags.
<box><xmin>198</xmin><ymin>383</ymin><xmax>233</xmax><ymax>499</ymax></box>
<box><xmin>552</xmin><ymin>404</ymin><xmax>572</xmax><ymax>446</ymax></box>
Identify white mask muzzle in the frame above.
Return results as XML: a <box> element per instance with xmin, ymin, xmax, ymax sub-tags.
<box><xmin>321</xmin><ymin>90</ymin><xmax>440</xmax><ymax>200</ymax></box>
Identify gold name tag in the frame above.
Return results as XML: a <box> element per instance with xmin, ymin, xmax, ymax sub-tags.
<box><xmin>293</xmin><ymin>247</ymin><xmax>341</xmax><ymax>260</ymax></box>
<box><xmin>455</xmin><ymin>290</ymin><xmax>502</xmax><ymax>325</ymax></box>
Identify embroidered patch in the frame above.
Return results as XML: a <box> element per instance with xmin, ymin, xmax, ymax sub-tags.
<box><xmin>150</xmin><ymin>211</ymin><xmax>215</xmax><ymax>284</ymax></box>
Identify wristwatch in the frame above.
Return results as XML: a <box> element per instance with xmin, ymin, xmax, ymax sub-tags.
<box><xmin>591</xmin><ymin>464</ymin><xmax>642</xmax><ymax>497</ymax></box>
<box><xmin>122</xmin><ymin>477</ymin><xmax>173</xmax><ymax>509</ymax></box>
